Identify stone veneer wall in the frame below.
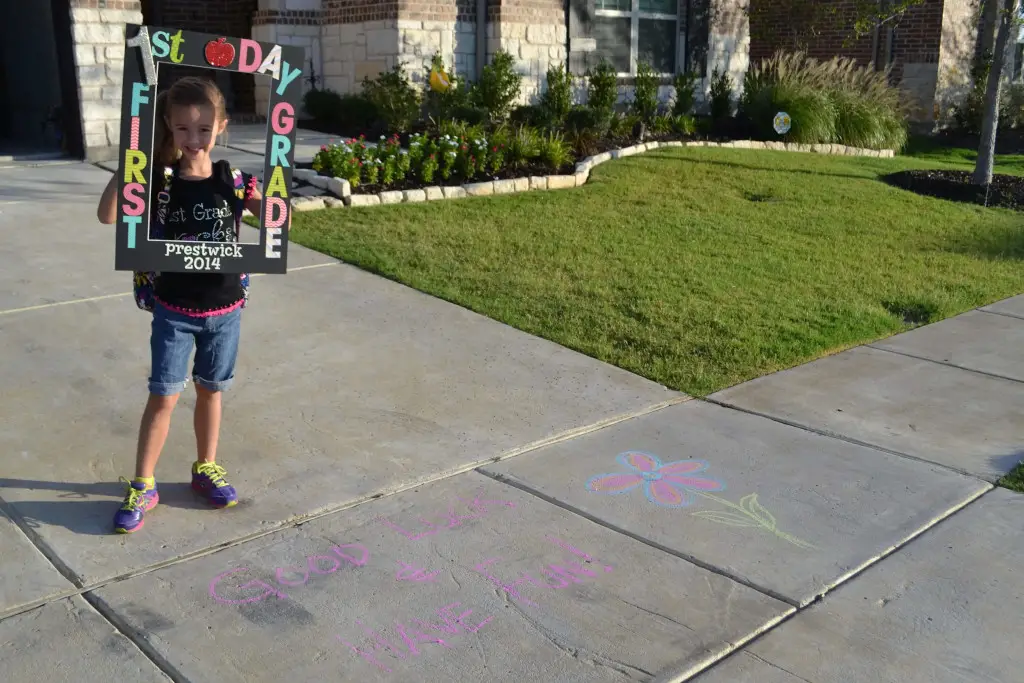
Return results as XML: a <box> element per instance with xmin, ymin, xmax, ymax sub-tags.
<box><xmin>252</xmin><ymin>0</ymin><xmax>323</xmax><ymax>116</ymax></box>
<box><xmin>317</xmin><ymin>1</ymin><xmax>478</xmax><ymax>99</ymax></box>
<box><xmin>934</xmin><ymin>0</ymin><xmax>982</xmax><ymax>126</ymax></box>
<box><xmin>69</xmin><ymin>0</ymin><xmax>143</xmax><ymax>162</ymax></box>
<box><xmin>487</xmin><ymin>0</ymin><xmax>566</xmax><ymax>103</ymax></box>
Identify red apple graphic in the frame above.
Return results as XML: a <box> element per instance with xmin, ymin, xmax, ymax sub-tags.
<box><xmin>205</xmin><ymin>38</ymin><xmax>235</xmax><ymax>68</ymax></box>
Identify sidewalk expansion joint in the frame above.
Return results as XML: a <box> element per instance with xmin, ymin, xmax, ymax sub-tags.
<box><xmin>700</xmin><ymin>396</ymin><xmax>998</xmax><ymax>483</ymax></box>
<box><xmin>0</xmin><ymin>395</ymin><xmax>688</xmax><ymax>626</ymax></box>
<box><xmin>477</xmin><ymin>469</ymin><xmax>801</xmax><ymax>608</ymax></box>
<box><xmin>0</xmin><ymin>262</ymin><xmax>341</xmax><ymax>317</ymax></box>
<box><xmin>980</xmin><ymin>308</ymin><xmax>1024</xmax><ymax>322</ymax></box>
<box><xmin>82</xmin><ymin>591</ymin><xmax>192</xmax><ymax>683</ymax></box>
<box><xmin>865</xmin><ymin>344</ymin><xmax>1024</xmax><ymax>385</ymax></box>
<box><xmin>648</xmin><ymin>484</ymin><xmax>996</xmax><ymax>682</ymax></box>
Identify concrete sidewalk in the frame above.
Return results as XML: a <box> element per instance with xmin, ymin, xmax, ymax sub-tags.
<box><xmin>1</xmin><ymin>159</ymin><xmax>1023</xmax><ymax>682</ymax></box>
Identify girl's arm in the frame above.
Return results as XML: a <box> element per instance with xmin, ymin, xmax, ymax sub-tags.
<box><xmin>243</xmin><ymin>185</ymin><xmax>262</xmax><ymax>217</ymax></box>
<box><xmin>97</xmin><ymin>174</ymin><xmax>118</xmax><ymax>224</ymax></box>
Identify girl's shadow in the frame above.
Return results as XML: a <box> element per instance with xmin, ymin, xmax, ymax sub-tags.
<box><xmin>1</xmin><ymin>478</ymin><xmax>218</xmax><ymax>537</ymax></box>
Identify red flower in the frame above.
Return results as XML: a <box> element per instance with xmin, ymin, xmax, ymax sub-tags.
<box><xmin>491</xmin><ymin>146</ymin><xmax>497</xmax><ymax>152</ymax></box>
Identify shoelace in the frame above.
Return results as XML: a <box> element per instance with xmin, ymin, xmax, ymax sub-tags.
<box><xmin>118</xmin><ymin>476</ymin><xmax>149</xmax><ymax>510</ymax></box>
<box><xmin>195</xmin><ymin>462</ymin><xmax>230</xmax><ymax>488</ymax></box>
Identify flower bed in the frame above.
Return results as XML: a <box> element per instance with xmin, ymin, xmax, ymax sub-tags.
<box><xmin>291</xmin><ymin>138</ymin><xmax>896</xmax><ymax>212</ymax></box>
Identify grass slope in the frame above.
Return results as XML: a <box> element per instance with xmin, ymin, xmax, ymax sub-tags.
<box><xmin>289</xmin><ymin>144</ymin><xmax>1024</xmax><ymax>396</ymax></box>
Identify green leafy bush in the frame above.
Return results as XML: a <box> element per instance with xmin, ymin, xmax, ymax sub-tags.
<box><xmin>586</xmin><ymin>61</ymin><xmax>619</xmax><ymax>123</ymax></box>
<box><xmin>302</xmin><ymin>89</ymin><xmax>379</xmax><ymax>133</ymax></box>
<box><xmin>709</xmin><ymin>68</ymin><xmax>734</xmax><ymax>122</ymax></box>
<box><xmin>1002</xmin><ymin>83</ymin><xmax>1024</xmax><ymax>130</ymax></box>
<box><xmin>630</xmin><ymin>60</ymin><xmax>659</xmax><ymax>123</ymax></box>
<box><xmin>506</xmin><ymin>125</ymin><xmax>542</xmax><ymax>168</ymax></box>
<box><xmin>673</xmin><ymin>72</ymin><xmax>699</xmax><ymax>116</ymax></box>
<box><xmin>541</xmin><ymin>64</ymin><xmax>575</xmax><ymax>126</ymax></box>
<box><xmin>740</xmin><ymin>51</ymin><xmax>907</xmax><ymax>150</ymax></box>
<box><xmin>510</xmin><ymin>104</ymin><xmax>549</xmax><ymax>127</ymax></box>
<box><xmin>564</xmin><ymin>105</ymin><xmax>608</xmax><ymax>156</ymax></box>
<box><xmin>472</xmin><ymin>50</ymin><xmax>522</xmax><ymax>122</ymax></box>
<box><xmin>672</xmin><ymin>114</ymin><xmax>696</xmax><ymax>136</ymax></box>
<box><xmin>361</xmin><ymin>64</ymin><xmax>420</xmax><ymax>134</ymax></box>
<box><xmin>952</xmin><ymin>58</ymin><xmax>990</xmax><ymax>134</ymax></box>
<box><xmin>303</xmin><ymin>88</ymin><xmax>343</xmax><ymax>122</ymax></box>
<box><xmin>538</xmin><ymin>131</ymin><xmax>573</xmax><ymax>171</ymax></box>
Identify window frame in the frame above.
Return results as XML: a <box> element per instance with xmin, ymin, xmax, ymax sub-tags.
<box><xmin>594</xmin><ymin>0</ymin><xmax>681</xmax><ymax>78</ymax></box>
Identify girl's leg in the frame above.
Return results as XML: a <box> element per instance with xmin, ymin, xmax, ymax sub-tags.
<box><xmin>136</xmin><ymin>393</ymin><xmax>180</xmax><ymax>478</ymax></box>
<box><xmin>194</xmin><ymin>385</ymin><xmax>221</xmax><ymax>464</ymax></box>
<box><xmin>115</xmin><ymin>306</ymin><xmax>196</xmax><ymax>534</ymax></box>
<box><xmin>190</xmin><ymin>307</ymin><xmax>242</xmax><ymax>508</ymax></box>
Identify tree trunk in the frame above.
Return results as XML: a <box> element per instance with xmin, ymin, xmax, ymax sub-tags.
<box><xmin>977</xmin><ymin>0</ymin><xmax>1002</xmax><ymax>61</ymax></box>
<box><xmin>972</xmin><ymin>0</ymin><xmax>1018</xmax><ymax>186</ymax></box>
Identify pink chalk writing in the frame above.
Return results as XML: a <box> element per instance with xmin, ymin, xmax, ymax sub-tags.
<box><xmin>396</xmin><ymin>562</ymin><xmax>439</xmax><ymax>583</ymax></box>
<box><xmin>337</xmin><ymin>603</ymin><xmax>494</xmax><ymax>673</ymax></box>
<box><xmin>209</xmin><ymin>544</ymin><xmax>369</xmax><ymax>605</ymax></box>
<box><xmin>377</xmin><ymin>489</ymin><xmax>517</xmax><ymax>541</ymax></box>
<box><xmin>473</xmin><ymin>540</ymin><xmax>613</xmax><ymax>607</ymax></box>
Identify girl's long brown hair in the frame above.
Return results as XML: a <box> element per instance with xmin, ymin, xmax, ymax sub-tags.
<box><xmin>154</xmin><ymin>76</ymin><xmax>228</xmax><ymax>165</ymax></box>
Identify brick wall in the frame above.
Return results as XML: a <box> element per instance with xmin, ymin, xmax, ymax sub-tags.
<box><xmin>322</xmin><ymin>1</ymin><xmax>399</xmax><ymax>23</ymax></box>
<box><xmin>747</xmin><ymin>0</ymin><xmax>977</xmax><ymax>123</ymax></box>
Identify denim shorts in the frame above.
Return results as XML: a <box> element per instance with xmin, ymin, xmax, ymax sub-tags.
<box><xmin>149</xmin><ymin>303</ymin><xmax>243</xmax><ymax>396</ymax></box>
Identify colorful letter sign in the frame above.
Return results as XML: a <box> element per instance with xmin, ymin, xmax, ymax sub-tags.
<box><xmin>115</xmin><ymin>25</ymin><xmax>305</xmax><ymax>274</ymax></box>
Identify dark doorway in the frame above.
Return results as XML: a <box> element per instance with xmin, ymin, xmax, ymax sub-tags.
<box><xmin>0</xmin><ymin>0</ymin><xmax>78</xmax><ymax>159</ymax></box>
<box><xmin>142</xmin><ymin>0</ymin><xmax>259</xmax><ymax>120</ymax></box>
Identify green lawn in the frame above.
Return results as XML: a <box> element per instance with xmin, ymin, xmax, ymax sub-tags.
<box><xmin>999</xmin><ymin>464</ymin><xmax>1024</xmax><ymax>493</ymax></box>
<box><xmin>288</xmin><ymin>140</ymin><xmax>1023</xmax><ymax>397</ymax></box>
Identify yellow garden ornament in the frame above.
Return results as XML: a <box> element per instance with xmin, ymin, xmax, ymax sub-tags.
<box><xmin>429</xmin><ymin>67</ymin><xmax>452</xmax><ymax>93</ymax></box>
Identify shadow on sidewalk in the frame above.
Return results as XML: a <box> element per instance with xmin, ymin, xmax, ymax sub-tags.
<box><xmin>0</xmin><ymin>478</ymin><xmax>222</xmax><ymax>536</ymax></box>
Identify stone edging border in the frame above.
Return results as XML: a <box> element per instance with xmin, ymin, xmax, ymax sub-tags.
<box><xmin>290</xmin><ymin>139</ymin><xmax>897</xmax><ymax>212</ymax></box>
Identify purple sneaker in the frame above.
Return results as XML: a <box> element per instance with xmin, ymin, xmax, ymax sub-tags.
<box><xmin>113</xmin><ymin>478</ymin><xmax>159</xmax><ymax>534</ymax></box>
<box><xmin>192</xmin><ymin>462</ymin><xmax>238</xmax><ymax>508</ymax></box>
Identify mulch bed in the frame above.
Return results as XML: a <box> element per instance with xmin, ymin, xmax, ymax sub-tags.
<box><xmin>882</xmin><ymin>169</ymin><xmax>1024</xmax><ymax>211</ymax></box>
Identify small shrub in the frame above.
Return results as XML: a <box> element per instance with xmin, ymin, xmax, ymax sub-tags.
<box><xmin>952</xmin><ymin>58</ymin><xmax>990</xmax><ymax>134</ymax></box>
<box><xmin>630</xmin><ymin>60</ymin><xmax>659</xmax><ymax>123</ymax></box>
<box><xmin>507</xmin><ymin>125</ymin><xmax>542</xmax><ymax>168</ymax></box>
<box><xmin>672</xmin><ymin>114</ymin><xmax>696</xmax><ymax>136</ymax></box>
<box><xmin>538</xmin><ymin>130</ymin><xmax>573</xmax><ymax>171</ymax></box>
<box><xmin>609</xmin><ymin>113</ymin><xmax>641</xmax><ymax>139</ymax></box>
<box><xmin>565</xmin><ymin>105</ymin><xmax>608</xmax><ymax>156</ymax></box>
<box><xmin>472</xmin><ymin>50</ymin><xmax>522</xmax><ymax>123</ymax></box>
<box><xmin>709</xmin><ymin>68</ymin><xmax>734</xmax><ymax>122</ymax></box>
<box><xmin>586</xmin><ymin>61</ymin><xmax>619</xmax><ymax>122</ymax></box>
<box><xmin>541</xmin><ymin>63</ymin><xmax>575</xmax><ymax>126</ymax></box>
<box><xmin>1002</xmin><ymin>83</ymin><xmax>1024</xmax><ymax>129</ymax></box>
<box><xmin>438</xmin><ymin>119</ymin><xmax>487</xmax><ymax>141</ymax></box>
<box><xmin>650</xmin><ymin>115</ymin><xmax>674</xmax><ymax>135</ymax></box>
<box><xmin>361</xmin><ymin>64</ymin><xmax>420</xmax><ymax>134</ymax></box>
<box><xmin>510</xmin><ymin>104</ymin><xmax>549</xmax><ymax>128</ymax></box>
<box><xmin>451</xmin><ymin>104</ymin><xmax>489</xmax><ymax>126</ymax></box>
<box><xmin>303</xmin><ymin>89</ymin><xmax>379</xmax><ymax>133</ymax></box>
<box><xmin>672</xmin><ymin>72</ymin><xmax>699</xmax><ymax>116</ymax></box>
<box><xmin>303</xmin><ymin>88</ymin><xmax>343</xmax><ymax>122</ymax></box>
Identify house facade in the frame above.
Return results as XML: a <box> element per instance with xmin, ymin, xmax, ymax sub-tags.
<box><xmin>4</xmin><ymin>0</ymin><xmax>1019</xmax><ymax>162</ymax></box>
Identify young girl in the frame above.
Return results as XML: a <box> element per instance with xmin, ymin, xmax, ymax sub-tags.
<box><xmin>97</xmin><ymin>77</ymin><xmax>264</xmax><ymax>534</ymax></box>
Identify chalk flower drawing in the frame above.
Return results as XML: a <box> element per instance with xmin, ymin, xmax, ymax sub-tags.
<box><xmin>586</xmin><ymin>451</ymin><xmax>815</xmax><ymax>550</ymax></box>
<box><xmin>586</xmin><ymin>451</ymin><xmax>725</xmax><ymax>508</ymax></box>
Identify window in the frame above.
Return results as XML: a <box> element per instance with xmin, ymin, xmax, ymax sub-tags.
<box><xmin>595</xmin><ymin>0</ymin><xmax>678</xmax><ymax>76</ymax></box>
<box><xmin>592</xmin><ymin>0</ymin><xmax>709</xmax><ymax>77</ymax></box>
